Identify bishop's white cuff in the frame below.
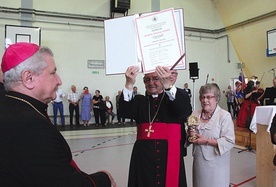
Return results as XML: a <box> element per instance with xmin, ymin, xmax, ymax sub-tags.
<box><xmin>165</xmin><ymin>85</ymin><xmax>176</xmax><ymax>101</ymax></box>
<box><xmin>123</xmin><ymin>87</ymin><xmax>133</xmax><ymax>101</ymax></box>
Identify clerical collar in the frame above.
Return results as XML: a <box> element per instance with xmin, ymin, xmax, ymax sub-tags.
<box><xmin>152</xmin><ymin>94</ymin><xmax>158</xmax><ymax>98</ymax></box>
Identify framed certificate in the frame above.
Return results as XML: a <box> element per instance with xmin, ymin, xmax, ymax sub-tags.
<box><xmin>104</xmin><ymin>8</ymin><xmax>185</xmax><ymax>75</ymax></box>
<box><xmin>135</xmin><ymin>8</ymin><xmax>184</xmax><ymax>74</ymax></box>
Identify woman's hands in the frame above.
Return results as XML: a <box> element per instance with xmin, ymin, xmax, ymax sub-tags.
<box><xmin>189</xmin><ymin>134</ymin><xmax>209</xmax><ymax>145</ymax></box>
<box><xmin>188</xmin><ymin>128</ymin><xmax>209</xmax><ymax>146</ymax></box>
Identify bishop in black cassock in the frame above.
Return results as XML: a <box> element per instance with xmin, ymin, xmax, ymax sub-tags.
<box><xmin>120</xmin><ymin>66</ymin><xmax>192</xmax><ymax>187</ymax></box>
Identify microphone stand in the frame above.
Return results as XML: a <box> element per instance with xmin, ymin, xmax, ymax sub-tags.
<box><xmin>238</xmin><ymin>130</ymin><xmax>254</xmax><ymax>153</ymax></box>
<box><xmin>189</xmin><ymin>66</ymin><xmax>199</xmax><ymax>110</ymax></box>
<box><xmin>190</xmin><ymin>76</ymin><xmax>199</xmax><ymax>110</ymax></box>
<box><xmin>238</xmin><ymin>98</ymin><xmax>255</xmax><ymax>153</ymax></box>
<box><xmin>192</xmin><ymin>78</ymin><xmax>196</xmax><ymax>110</ymax></box>
<box><xmin>268</xmin><ymin>67</ymin><xmax>276</xmax><ymax>78</ymax></box>
<box><xmin>206</xmin><ymin>74</ymin><xmax>209</xmax><ymax>84</ymax></box>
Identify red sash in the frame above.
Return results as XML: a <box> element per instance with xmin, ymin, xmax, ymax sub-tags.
<box><xmin>137</xmin><ymin>123</ymin><xmax>181</xmax><ymax>187</ymax></box>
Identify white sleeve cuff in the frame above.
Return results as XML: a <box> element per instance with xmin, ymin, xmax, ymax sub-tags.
<box><xmin>123</xmin><ymin>87</ymin><xmax>133</xmax><ymax>101</ymax></box>
<box><xmin>165</xmin><ymin>85</ymin><xmax>176</xmax><ymax>101</ymax></box>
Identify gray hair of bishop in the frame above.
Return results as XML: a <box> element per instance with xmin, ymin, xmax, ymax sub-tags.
<box><xmin>199</xmin><ymin>83</ymin><xmax>221</xmax><ymax>102</ymax></box>
<box><xmin>3</xmin><ymin>47</ymin><xmax>53</xmax><ymax>91</ymax></box>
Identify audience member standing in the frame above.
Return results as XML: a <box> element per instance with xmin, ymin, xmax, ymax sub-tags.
<box><xmin>187</xmin><ymin>83</ymin><xmax>235</xmax><ymax>187</ymax></box>
<box><xmin>234</xmin><ymin>81</ymin><xmax>244</xmax><ymax>117</ymax></box>
<box><xmin>0</xmin><ymin>42</ymin><xmax>116</xmax><ymax>186</ymax></box>
<box><xmin>80</xmin><ymin>86</ymin><xmax>92</xmax><ymax>126</ymax></box>
<box><xmin>52</xmin><ymin>87</ymin><xmax>66</xmax><ymax>128</ymax></box>
<box><xmin>130</xmin><ymin>86</ymin><xmax>139</xmax><ymax>123</ymax></box>
<box><xmin>133</xmin><ymin>86</ymin><xmax>139</xmax><ymax>96</ymax></box>
<box><xmin>92</xmin><ymin>90</ymin><xmax>106</xmax><ymax>126</ymax></box>
<box><xmin>116</xmin><ymin>90</ymin><xmax>125</xmax><ymax>124</ymax></box>
<box><xmin>184</xmin><ymin>83</ymin><xmax>192</xmax><ymax>98</ymax></box>
<box><xmin>68</xmin><ymin>85</ymin><xmax>80</xmax><ymax>127</ymax></box>
<box><xmin>104</xmin><ymin>96</ymin><xmax>115</xmax><ymax>124</ymax></box>
<box><xmin>225</xmin><ymin>85</ymin><xmax>235</xmax><ymax>117</ymax></box>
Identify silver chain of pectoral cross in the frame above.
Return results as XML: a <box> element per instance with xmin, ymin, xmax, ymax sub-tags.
<box><xmin>145</xmin><ymin>92</ymin><xmax>165</xmax><ymax>137</ymax></box>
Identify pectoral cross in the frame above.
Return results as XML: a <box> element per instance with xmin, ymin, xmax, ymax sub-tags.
<box><xmin>145</xmin><ymin>125</ymin><xmax>154</xmax><ymax>137</ymax></box>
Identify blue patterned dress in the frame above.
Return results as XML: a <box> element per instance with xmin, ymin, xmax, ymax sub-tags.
<box><xmin>81</xmin><ymin>93</ymin><xmax>92</xmax><ymax>121</ymax></box>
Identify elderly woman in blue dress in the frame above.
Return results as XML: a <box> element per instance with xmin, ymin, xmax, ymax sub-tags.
<box><xmin>80</xmin><ymin>86</ymin><xmax>92</xmax><ymax>126</ymax></box>
<box><xmin>187</xmin><ymin>83</ymin><xmax>235</xmax><ymax>187</ymax></box>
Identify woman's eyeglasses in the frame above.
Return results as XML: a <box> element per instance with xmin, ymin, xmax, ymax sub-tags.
<box><xmin>200</xmin><ymin>96</ymin><xmax>215</xmax><ymax>100</ymax></box>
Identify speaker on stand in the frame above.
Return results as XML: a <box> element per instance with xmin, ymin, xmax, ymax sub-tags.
<box><xmin>189</xmin><ymin>62</ymin><xmax>199</xmax><ymax>110</ymax></box>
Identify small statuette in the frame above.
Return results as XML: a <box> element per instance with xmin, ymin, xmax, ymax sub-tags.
<box><xmin>187</xmin><ymin>115</ymin><xmax>199</xmax><ymax>141</ymax></box>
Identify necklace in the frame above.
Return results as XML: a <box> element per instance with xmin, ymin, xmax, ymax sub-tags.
<box><xmin>145</xmin><ymin>92</ymin><xmax>165</xmax><ymax>137</ymax></box>
<box><xmin>201</xmin><ymin>109</ymin><xmax>214</xmax><ymax>120</ymax></box>
<box><xmin>6</xmin><ymin>95</ymin><xmax>47</xmax><ymax>119</ymax></box>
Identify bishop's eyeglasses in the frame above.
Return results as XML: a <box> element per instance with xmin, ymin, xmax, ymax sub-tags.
<box><xmin>143</xmin><ymin>76</ymin><xmax>160</xmax><ymax>83</ymax></box>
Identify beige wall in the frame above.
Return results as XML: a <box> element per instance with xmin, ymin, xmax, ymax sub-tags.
<box><xmin>1</xmin><ymin>0</ymin><xmax>273</xmax><ymax>116</ymax></box>
<box><xmin>162</xmin><ymin>0</ymin><xmax>224</xmax><ymax>29</ymax></box>
<box><xmin>214</xmin><ymin>0</ymin><xmax>276</xmax><ymax>87</ymax></box>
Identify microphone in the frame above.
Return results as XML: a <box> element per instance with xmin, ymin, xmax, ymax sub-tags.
<box><xmin>268</xmin><ymin>68</ymin><xmax>275</xmax><ymax>72</ymax></box>
<box><xmin>206</xmin><ymin>74</ymin><xmax>209</xmax><ymax>84</ymax></box>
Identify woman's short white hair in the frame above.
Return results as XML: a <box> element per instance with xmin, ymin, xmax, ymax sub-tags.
<box><xmin>199</xmin><ymin>83</ymin><xmax>221</xmax><ymax>102</ymax></box>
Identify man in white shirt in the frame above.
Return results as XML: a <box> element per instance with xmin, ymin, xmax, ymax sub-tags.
<box><xmin>52</xmin><ymin>88</ymin><xmax>66</xmax><ymax>128</ymax></box>
<box><xmin>67</xmin><ymin>85</ymin><xmax>80</xmax><ymax>126</ymax></box>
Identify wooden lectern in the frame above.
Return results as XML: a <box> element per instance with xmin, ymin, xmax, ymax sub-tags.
<box><xmin>250</xmin><ymin>106</ymin><xmax>276</xmax><ymax>187</ymax></box>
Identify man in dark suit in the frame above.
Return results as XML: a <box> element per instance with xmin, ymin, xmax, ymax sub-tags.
<box><xmin>184</xmin><ymin>82</ymin><xmax>192</xmax><ymax>98</ymax></box>
<box><xmin>264</xmin><ymin>77</ymin><xmax>276</xmax><ymax>105</ymax></box>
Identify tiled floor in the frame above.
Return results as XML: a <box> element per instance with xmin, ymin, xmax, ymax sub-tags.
<box><xmin>60</xmin><ymin>124</ymin><xmax>276</xmax><ymax>187</ymax></box>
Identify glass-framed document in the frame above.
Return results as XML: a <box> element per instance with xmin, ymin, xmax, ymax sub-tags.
<box><xmin>135</xmin><ymin>8</ymin><xmax>183</xmax><ymax>74</ymax></box>
<box><xmin>104</xmin><ymin>8</ymin><xmax>185</xmax><ymax>75</ymax></box>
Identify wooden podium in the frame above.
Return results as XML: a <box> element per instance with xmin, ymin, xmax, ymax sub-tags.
<box><xmin>250</xmin><ymin>106</ymin><xmax>276</xmax><ymax>187</ymax></box>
